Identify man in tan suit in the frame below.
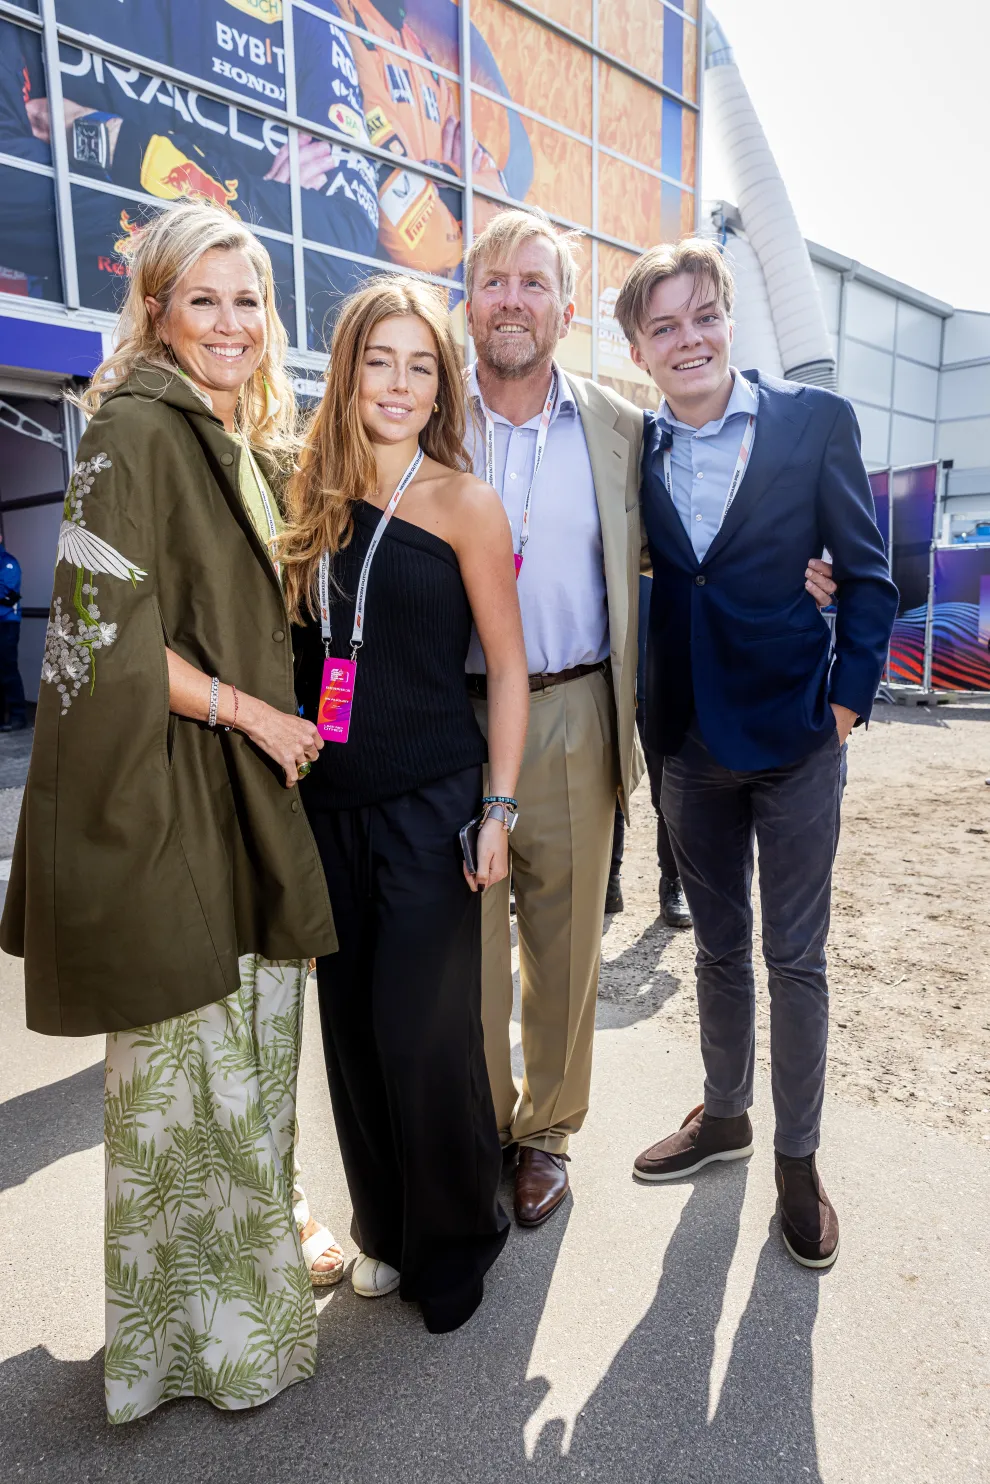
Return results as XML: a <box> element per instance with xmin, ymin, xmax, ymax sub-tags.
<box><xmin>463</xmin><ymin>208</ymin><xmax>647</xmax><ymax>1225</ymax></box>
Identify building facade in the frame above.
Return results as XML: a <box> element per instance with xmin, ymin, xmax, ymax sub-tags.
<box><xmin>809</xmin><ymin>242</ymin><xmax>990</xmax><ymax>541</ymax></box>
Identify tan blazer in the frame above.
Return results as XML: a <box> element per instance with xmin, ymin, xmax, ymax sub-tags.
<box><xmin>564</xmin><ymin>373</ymin><xmax>649</xmax><ymax>817</ymax></box>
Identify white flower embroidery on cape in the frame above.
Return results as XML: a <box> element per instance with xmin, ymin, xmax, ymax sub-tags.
<box><xmin>43</xmin><ymin>453</ymin><xmax>148</xmax><ymax>712</ymax></box>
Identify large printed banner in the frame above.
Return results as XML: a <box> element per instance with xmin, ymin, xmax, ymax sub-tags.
<box><xmin>887</xmin><ymin>463</ymin><xmax>938</xmax><ymax>686</ymax></box>
<box><xmin>930</xmin><ymin>547</ymin><xmax>990</xmax><ymax>692</ymax></box>
<box><xmin>0</xmin><ymin>1</ymin><xmax>698</xmax><ymax>356</ymax></box>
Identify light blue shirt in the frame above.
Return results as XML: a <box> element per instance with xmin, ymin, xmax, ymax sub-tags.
<box><xmin>465</xmin><ymin>362</ymin><xmax>608</xmax><ymax>675</ymax></box>
<box><xmin>657</xmin><ymin>369</ymin><xmax>759</xmax><ymax>562</ymax></box>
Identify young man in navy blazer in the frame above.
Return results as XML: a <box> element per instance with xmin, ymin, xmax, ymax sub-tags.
<box><xmin>617</xmin><ymin>240</ymin><xmax>897</xmax><ymax>1269</ymax></box>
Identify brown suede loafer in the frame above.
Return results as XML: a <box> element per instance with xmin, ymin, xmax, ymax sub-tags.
<box><xmin>633</xmin><ymin>1104</ymin><xmax>754</xmax><ymax>1182</ymax></box>
<box><xmin>515</xmin><ymin>1148</ymin><xmax>570</xmax><ymax>1227</ymax></box>
<box><xmin>774</xmin><ymin>1152</ymin><xmax>839</xmax><ymax>1269</ymax></box>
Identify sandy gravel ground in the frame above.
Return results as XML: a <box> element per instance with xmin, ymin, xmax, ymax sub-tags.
<box><xmin>600</xmin><ymin>698</ymin><xmax>990</xmax><ymax>1146</ymax></box>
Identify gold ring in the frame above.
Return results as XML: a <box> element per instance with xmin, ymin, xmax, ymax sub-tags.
<box><xmin>297</xmin><ymin>761</ymin><xmax>312</xmax><ymax>779</ymax></box>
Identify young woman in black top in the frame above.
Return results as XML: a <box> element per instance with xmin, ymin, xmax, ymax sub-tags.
<box><xmin>281</xmin><ymin>277</ymin><xmax>528</xmax><ymax>1334</ymax></box>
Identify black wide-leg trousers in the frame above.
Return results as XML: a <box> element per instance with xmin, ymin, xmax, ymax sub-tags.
<box><xmin>309</xmin><ymin>765</ymin><xmax>509</xmax><ymax>1333</ymax></box>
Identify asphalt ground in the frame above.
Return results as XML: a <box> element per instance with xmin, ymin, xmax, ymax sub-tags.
<box><xmin>2</xmin><ymin>954</ymin><xmax>988</xmax><ymax>1484</ymax></box>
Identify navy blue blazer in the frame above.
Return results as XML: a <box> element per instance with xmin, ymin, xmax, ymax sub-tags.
<box><xmin>642</xmin><ymin>370</ymin><xmax>898</xmax><ymax>771</ymax></box>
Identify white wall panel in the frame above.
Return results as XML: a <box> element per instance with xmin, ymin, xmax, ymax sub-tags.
<box><xmin>841</xmin><ymin>339</ymin><xmax>893</xmax><ymax>408</ymax></box>
<box><xmin>812</xmin><ymin>263</ymin><xmax>842</xmax><ymax>334</ymax></box>
<box><xmin>845</xmin><ymin>280</ymin><xmax>896</xmax><ymax>350</ymax></box>
<box><xmin>942</xmin><ymin>310</ymin><xmax>990</xmax><ymax>366</ymax></box>
<box><xmin>850</xmin><ymin>401</ymin><xmax>890</xmax><ymax>467</ymax></box>
<box><xmin>938</xmin><ymin>363</ymin><xmax>990</xmax><ymax>421</ymax></box>
<box><xmin>937</xmin><ymin>416</ymin><xmax>990</xmax><ymax>469</ymax></box>
<box><xmin>893</xmin><ymin>357</ymin><xmax>938</xmax><ymax>419</ymax></box>
<box><xmin>890</xmin><ymin>414</ymin><xmax>935</xmax><ymax>467</ymax></box>
<box><xmin>896</xmin><ymin>303</ymin><xmax>942</xmax><ymax>366</ymax></box>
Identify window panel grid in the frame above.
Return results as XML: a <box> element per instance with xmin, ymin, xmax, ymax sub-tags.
<box><xmin>0</xmin><ymin>1</ymin><xmax>699</xmax><ymax>353</ymax></box>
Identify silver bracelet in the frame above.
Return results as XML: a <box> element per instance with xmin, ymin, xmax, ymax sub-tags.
<box><xmin>208</xmin><ymin>675</ymin><xmax>220</xmax><ymax>729</ymax></box>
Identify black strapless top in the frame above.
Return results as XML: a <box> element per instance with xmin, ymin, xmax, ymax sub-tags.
<box><xmin>295</xmin><ymin>502</ymin><xmax>486</xmax><ymax>810</ymax></box>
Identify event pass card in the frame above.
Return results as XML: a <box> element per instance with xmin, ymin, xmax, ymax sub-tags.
<box><xmin>318</xmin><ymin>657</ymin><xmax>356</xmax><ymax>744</ymax></box>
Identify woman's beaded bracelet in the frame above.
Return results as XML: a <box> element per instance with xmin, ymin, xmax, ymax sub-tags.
<box><xmin>482</xmin><ymin>795</ymin><xmax>518</xmax><ymax>811</ymax></box>
<box><xmin>208</xmin><ymin>675</ymin><xmax>220</xmax><ymax>729</ymax></box>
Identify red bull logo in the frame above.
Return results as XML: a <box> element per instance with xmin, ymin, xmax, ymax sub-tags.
<box><xmin>162</xmin><ymin>159</ymin><xmax>239</xmax><ymax>208</ymax></box>
<box><xmin>111</xmin><ymin>209</ymin><xmax>144</xmax><ymax>262</ymax></box>
<box><xmin>140</xmin><ymin>136</ymin><xmax>241</xmax><ymax>216</ymax></box>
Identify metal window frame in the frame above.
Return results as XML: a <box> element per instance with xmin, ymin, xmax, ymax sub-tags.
<box><xmin>280</xmin><ymin>0</ymin><xmax>309</xmax><ymax>353</ymax></box>
<box><xmin>38</xmin><ymin>0</ymin><xmax>79</xmax><ymax>307</ymax></box>
<box><xmin>0</xmin><ymin>0</ymin><xmax>700</xmax><ymax>360</ymax></box>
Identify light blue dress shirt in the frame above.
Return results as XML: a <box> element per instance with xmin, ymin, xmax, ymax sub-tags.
<box><xmin>657</xmin><ymin>369</ymin><xmax>759</xmax><ymax>562</ymax></box>
<box><xmin>465</xmin><ymin>363</ymin><xmax>608</xmax><ymax>675</ymax></box>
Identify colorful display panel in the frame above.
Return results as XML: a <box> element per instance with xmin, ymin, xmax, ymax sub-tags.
<box><xmin>887</xmin><ymin>463</ymin><xmax>938</xmax><ymax>686</ymax></box>
<box><xmin>868</xmin><ymin>468</ymin><xmax>892</xmax><ymax>557</ymax></box>
<box><xmin>930</xmin><ymin>549</ymin><xmax>990</xmax><ymax>692</ymax></box>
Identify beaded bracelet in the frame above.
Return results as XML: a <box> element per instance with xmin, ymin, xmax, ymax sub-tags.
<box><xmin>208</xmin><ymin>675</ymin><xmax>220</xmax><ymax>729</ymax></box>
<box><xmin>482</xmin><ymin>795</ymin><xmax>518</xmax><ymax>811</ymax></box>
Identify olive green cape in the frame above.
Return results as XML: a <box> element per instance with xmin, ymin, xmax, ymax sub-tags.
<box><xmin>1</xmin><ymin>365</ymin><xmax>336</xmax><ymax>1035</ymax></box>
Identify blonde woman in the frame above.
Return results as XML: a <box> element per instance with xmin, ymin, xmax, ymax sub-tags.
<box><xmin>282</xmin><ymin>277</ymin><xmax>529</xmax><ymax>1333</ymax></box>
<box><xmin>1</xmin><ymin>202</ymin><xmax>336</xmax><ymax>1421</ymax></box>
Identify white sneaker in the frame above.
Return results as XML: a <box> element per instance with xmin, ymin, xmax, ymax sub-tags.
<box><xmin>351</xmin><ymin>1252</ymin><xmax>400</xmax><ymax>1298</ymax></box>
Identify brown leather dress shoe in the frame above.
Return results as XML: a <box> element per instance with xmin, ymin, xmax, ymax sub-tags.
<box><xmin>774</xmin><ymin>1152</ymin><xmax>839</xmax><ymax>1268</ymax></box>
<box><xmin>514</xmin><ymin>1148</ymin><xmax>570</xmax><ymax>1227</ymax></box>
<box><xmin>633</xmin><ymin>1104</ymin><xmax>754</xmax><ymax>1182</ymax></box>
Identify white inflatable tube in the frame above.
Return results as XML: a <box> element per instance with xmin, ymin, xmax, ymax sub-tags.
<box><xmin>704</xmin><ymin>14</ymin><xmax>836</xmax><ymax>388</ymax></box>
<box><xmin>719</xmin><ymin>231</ymin><xmax>784</xmax><ymax>378</ymax></box>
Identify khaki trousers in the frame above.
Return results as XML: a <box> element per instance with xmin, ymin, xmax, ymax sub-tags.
<box><xmin>473</xmin><ymin>668</ymin><xmax>618</xmax><ymax>1155</ymax></box>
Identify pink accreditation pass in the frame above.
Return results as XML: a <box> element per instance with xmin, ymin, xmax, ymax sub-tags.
<box><xmin>514</xmin><ymin>552</ymin><xmax>524</xmax><ymax>578</ymax></box>
<box><xmin>317</xmin><ymin>656</ymin><xmax>356</xmax><ymax>743</ymax></box>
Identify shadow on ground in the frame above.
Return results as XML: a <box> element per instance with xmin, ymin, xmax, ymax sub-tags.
<box><xmin>0</xmin><ymin>1059</ymin><xmax>103</xmax><ymax>1193</ymax></box>
<box><xmin>597</xmin><ymin>913</ymin><xmax>685</xmax><ymax>1029</ymax></box>
<box><xmin>873</xmin><ymin>700</ymin><xmax>990</xmax><ymax>727</ymax></box>
<box><xmin>554</xmin><ymin>1180</ymin><xmax>823</xmax><ymax>1484</ymax></box>
<box><xmin>0</xmin><ymin>1161</ymin><xmax>823</xmax><ymax>1484</ymax></box>
<box><xmin>0</xmin><ymin>720</ymin><xmax>33</xmax><ymax>791</ymax></box>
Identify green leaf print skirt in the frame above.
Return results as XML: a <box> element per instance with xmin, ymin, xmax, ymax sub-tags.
<box><xmin>103</xmin><ymin>957</ymin><xmax>317</xmax><ymax>1424</ymax></box>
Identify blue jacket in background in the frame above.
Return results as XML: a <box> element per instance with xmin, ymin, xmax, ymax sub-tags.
<box><xmin>0</xmin><ymin>546</ymin><xmax>21</xmax><ymax>622</ymax></box>
<box><xmin>641</xmin><ymin>370</ymin><xmax>898</xmax><ymax>772</ymax></box>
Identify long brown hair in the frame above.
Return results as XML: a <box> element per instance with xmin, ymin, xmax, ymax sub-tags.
<box><xmin>281</xmin><ymin>276</ymin><xmax>469</xmax><ymax>623</ymax></box>
<box><xmin>77</xmin><ymin>200</ymin><xmax>298</xmax><ymax>462</ymax></box>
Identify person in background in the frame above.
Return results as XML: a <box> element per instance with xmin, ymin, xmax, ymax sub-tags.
<box><xmin>620</xmin><ymin>239</ymin><xmax>896</xmax><ymax>1270</ymax></box>
<box><xmin>1</xmin><ymin>202</ymin><xmax>341</xmax><ymax>1421</ymax></box>
<box><xmin>0</xmin><ymin>536</ymin><xmax>26</xmax><ymax>731</ymax></box>
<box><xmin>283</xmin><ymin>276</ymin><xmax>528</xmax><ymax>1333</ymax></box>
<box><xmin>606</xmin><ymin>572</ymin><xmax>691</xmax><ymax>928</ymax></box>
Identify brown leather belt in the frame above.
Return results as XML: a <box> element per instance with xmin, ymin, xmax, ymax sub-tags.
<box><xmin>466</xmin><ymin>660</ymin><xmax>607</xmax><ymax>700</ymax></box>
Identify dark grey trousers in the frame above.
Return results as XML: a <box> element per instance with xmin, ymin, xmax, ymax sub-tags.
<box><xmin>661</xmin><ymin>722</ymin><xmax>843</xmax><ymax>1157</ymax></box>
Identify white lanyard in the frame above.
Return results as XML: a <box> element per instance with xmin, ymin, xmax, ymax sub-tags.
<box><xmin>318</xmin><ymin>446</ymin><xmax>424</xmax><ymax>660</ymax></box>
<box><xmin>663</xmin><ymin>414</ymin><xmax>757</xmax><ymax>533</ymax></box>
<box><xmin>481</xmin><ymin>365</ymin><xmax>558</xmax><ymax>560</ymax></box>
<box><xmin>240</xmin><ymin>434</ymin><xmax>280</xmax><ymax>577</ymax></box>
